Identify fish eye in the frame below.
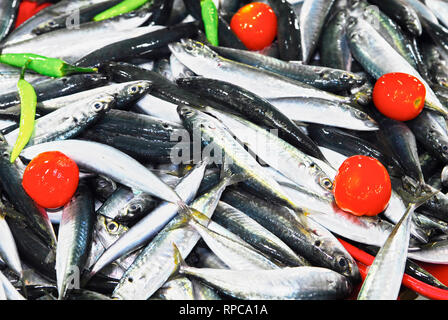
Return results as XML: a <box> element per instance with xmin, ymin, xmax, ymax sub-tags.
<box><xmin>130</xmin><ymin>85</ymin><xmax>139</xmax><ymax>93</ymax></box>
<box><xmin>309</xmin><ymin>162</ymin><xmax>316</xmax><ymax>169</ymax></box>
<box><xmin>443</xmin><ymin>145</ymin><xmax>448</xmax><ymax>152</ymax></box>
<box><xmin>183</xmin><ymin>110</ymin><xmax>194</xmax><ymax>117</ymax></box>
<box><xmin>92</xmin><ymin>101</ymin><xmax>105</xmax><ymax>111</ymax></box>
<box><xmin>320</xmin><ymin>178</ymin><xmax>333</xmax><ymax>190</ymax></box>
<box><xmin>354</xmin><ymin>110</ymin><xmax>368</xmax><ymax>120</ymax></box>
<box><xmin>2</xmin><ymin>151</ymin><xmax>9</xmax><ymax>159</ymax></box>
<box><xmin>128</xmin><ymin>202</ymin><xmax>142</xmax><ymax>214</ymax></box>
<box><xmin>106</xmin><ymin>220</ymin><xmax>120</xmax><ymax>233</ymax></box>
<box><xmin>185</xmin><ymin>45</ymin><xmax>194</xmax><ymax>52</ymax></box>
<box><xmin>338</xmin><ymin>257</ymin><xmax>348</xmax><ymax>268</ymax></box>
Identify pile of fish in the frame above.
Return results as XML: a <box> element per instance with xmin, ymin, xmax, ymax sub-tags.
<box><xmin>2</xmin><ymin>0</ymin><xmax>448</xmax><ymax>301</ymax></box>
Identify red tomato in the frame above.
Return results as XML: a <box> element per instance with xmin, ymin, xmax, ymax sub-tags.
<box><xmin>333</xmin><ymin>155</ymin><xmax>392</xmax><ymax>217</ymax></box>
<box><xmin>22</xmin><ymin>151</ymin><xmax>79</xmax><ymax>209</ymax></box>
<box><xmin>372</xmin><ymin>72</ymin><xmax>426</xmax><ymax>121</ymax></box>
<box><xmin>15</xmin><ymin>1</ymin><xmax>52</xmax><ymax>28</ymax></box>
<box><xmin>230</xmin><ymin>2</ymin><xmax>277</xmax><ymax>51</ymax></box>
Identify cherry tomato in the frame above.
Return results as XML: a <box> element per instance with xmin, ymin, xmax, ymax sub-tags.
<box><xmin>333</xmin><ymin>155</ymin><xmax>392</xmax><ymax>217</ymax></box>
<box><xmin>230</xmin><ymin>2</ymin><xmax>277</xmax><ymax>51</ymax></box>
<box><xmin>372</xmin><ymin>72</ymin><xmax>426</xmax><ymax>121</ymax></box>
<box><xmin>15</xmin><ymin>1</ymin><xmax>52</xmax><ymax>28</ymax></box>
<box><xmin>22</xmin><ymin>151</ymin><xmax>79</xmax><ymax>209</ymax></box>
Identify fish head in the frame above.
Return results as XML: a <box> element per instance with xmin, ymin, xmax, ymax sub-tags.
<box><xmin>177</xmin><ymin>105</ymin><xmax>200</xmax><ymax>122</ymax></box>
<box><xmin>125</xmin><ymin>80</ymin><xmax>152</xmax><ymax>97</ymax></box>
<box><xmin>346</xmin><ymin>16</ymin><xmax>364</xmax><ymax>40</ymax></box>
<box><xmin>168</xmin><ymin>39</ymin><xmax>220</xmax><ymax>66</ymax></box>
<box><xmin>348</xmin><ymin>107</ymin><xmax>379</xmax><ymax>130</ymax></box>
<box><xmin>89</xmin><ymin>93</ymin><xmax>115</xmax><ymax>114</ymax></box>
<box><xmin>319</xmin><ymin>239</ymin><xmax>361</xmax><ymax>283</ymax></box>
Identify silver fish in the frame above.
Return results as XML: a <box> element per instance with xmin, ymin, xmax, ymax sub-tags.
<box><xmin>358</xmin><ymin>192</ymin><xmax>435</xmax><ymax>300</ymax></box>
<box><xmin>267</xmin><ymin>97</ymin><xmax>378</xmax><ymax>131</ymax></box>
<box><xmin>175</xmin><ymin>247</ymin><xmax>353</xmax><ymax>300</ymax></box>
<box><xmin>56</xmin><ymin>182</ymin><xmax>95</xmax><ymax>300</ymax></box>
<box><xmin>5</xmin><ymin>93</ymin><xmax>115</xmax><ymax>147</ymax></box>
<box><xmin>168</xmin><ymin>39</ymin><xmax>351</xmax><ymax>103</ymax></box>
<box><xmin>300</xmin><ymin>0</ymin><xmax>336</xmax><ymax>63</ymax></box>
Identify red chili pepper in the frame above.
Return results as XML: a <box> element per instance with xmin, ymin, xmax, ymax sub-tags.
<box><xmin>338</xmin><ymin>238</ymin><xmax>448</xmax><ymax>300</ymax></box>
<box><xmin>15</xmin><ymin>1</ymin><xmax>52</xmax><ymax>28</ymax></box>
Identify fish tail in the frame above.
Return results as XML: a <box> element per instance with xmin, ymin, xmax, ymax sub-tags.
<box><xmin>407</xmin><ymin>187</ymin><xmax>439</xmax><ymax>211</ymax></box>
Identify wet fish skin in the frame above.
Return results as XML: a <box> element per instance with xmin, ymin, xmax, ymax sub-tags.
<box><xmin>319</xmin><ymin>9</ymin><xmax>352</xmax><ymax>71</ymax></box>
<box><xmin>85</xmin><ymin>109</ymin><xmax>185</xmax><ymax>142</ymax></box>
<box><xmin>100</xmin><ymin>61</ymin><xmax>229</xmax><ymax>110</ymax></box>
<box><xmin>300</xmin><ymin>0</ymin><xmax>336</xmax><ymax>63</ymax></box>
<box><xmin>35</xmin><ymin>80</ymin><xmax>152</xmax><ymax>114</ymax></box>
<box><xmin>168</xmin><ymin>39</ymin><xmax>352</xmax><ymax>103</ymax></box>
<box><xmin>5</xmin><ymin>93</ymin><xmax>116</xmax><ymax>147</ymax></box>
<box><xmin>358</xmin><ymin>192</ymin><xmax>435</xmax><ymax>300</ymax></box>
<box><xmin>175</xmin><ymin>249</ymin><xmax>353</xmax><ymax>300</ymax></box>
<box><xmin>3</xmin><ymin>11</ymin><xmax>159</xmax><ymax>64</ymax></box>
<box><xmin>81</xmin><ymin>129</ymin><xmax>185</xmax><ymax>163</ymax></box>
<box><xmin>56</xmin><ymin>181</ymin><xmax>95</xmax><ymax>300</ymax></box>
<box><xmin>367</xmin><ymin>0</ymin><xmax>422</xmax><ymax>36</ymax></box>
<box><xmin>267</xmin><ymin>96</ymin><xmax>378</xmax><ymax>131</ymax></box>
<box><xmin>96</xmin><ymin>186</ymin><xmax>158</xmax><ymax>224</ymax></box>
<box><xmin>177</xmin><ymin>77</ymin><xmax>328</xmax><ymax>163</ymax></box>
<box><xmin>214</xmin><ymin>201</ymin><xmax>308</xmax><ymax>266</ymax></box>
<box><xmin>31</xmin><ymin>0</ymin><xmax>123</xmax><ymax>36</ymax></box>
<box><xmin>357</xmin><ymin>1</ymin><xmax>420</xmax><ymax>70</ymax></box>
<box><xmin>76</xmin><ymin>22</ymin><xmax>198</xmax><ymax>68</ymax></box>
<box><xmin>150</xmin><ymin>276</ymin><xmax>195</xmax><ymax>300</ymax></box>
<box><xmin>0</xmin><ymin>74</ymin><xmax>109</xmax><ymax>111</ymax></box>
<box><xmin>189</xmin><ymin>214</ymin><xmax>282</xmax><ymax>270</ymax></box>
<box><xmin>4</xmin><ymin>0</ymin><xmax>116</xmax><ymax>45</ymax></box>
<box><xmin>424</xmin><ymin>0</ymin><xmax>448</xmax><ymax>28</ymax></box>
<box><xmin>178</xmin><ymin>105</ymin><xmax>304</xmax><ymax>211</ymax></box>
<box><xmin>0</xmin><ymin>0</ymin><xmax>20</xmax><ymax>43</ymax></box>
<box><xmin>407</xmin><ymin>110</ymin><xmax>448</xmax><ymax>164</ymax></box>
<box><xmin>210</xmin><ymin>45</ymin><xmax>365</xmax><ymax>92</ymax></box>
<box><xmin>205</xmin><ymin>107</ymin><xmax>334</xmax><ymax>198</ymax></box>
<box><xmin>374</xmin><ymin>111</ymin><xmax>425</xmax><ymax>186</ymax></box>
<box><xmin>268</xmin><ymin>0</ymin><xmax>302</xmax><ymax>61</ymax></box>
<box><xmin>0</xmin><ymin>270</ymin><xmax>26</xmax><ymax>300</ymax></box>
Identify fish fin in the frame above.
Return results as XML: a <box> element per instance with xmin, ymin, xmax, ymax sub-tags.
<box><xmin>172</xmin><ymin>242</ymin><xmax>187</xmax><ymax>275</ymax></box>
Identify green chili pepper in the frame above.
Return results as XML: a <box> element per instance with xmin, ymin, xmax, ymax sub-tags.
<box><xmin>93</xmin><ymin>0</ymin><xmax>150</xmax><ymax>21</ymax></box>
<box><xmin>10</xmin><ymin>64</ymin><xmax>37</xmax><ymax>163</ymax></box>
<box><xmin>200</xmin><ymin>0</ymin><xmax>219</xmax><ymax>46</ymax></box>
<box><xmin>0</xmin><ymin>53</ymin><xmax>98</xmax><ymax>78</ymax></box>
